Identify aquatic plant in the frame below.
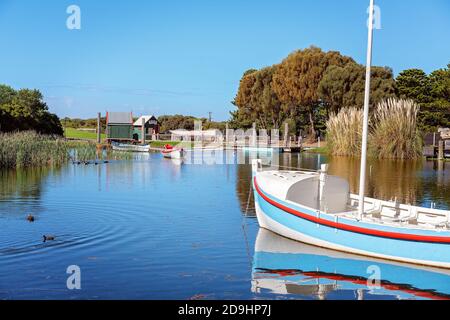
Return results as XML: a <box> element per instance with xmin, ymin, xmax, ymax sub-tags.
<box><xmin>71</xmin><ymin>143</ymin><xmax>100</xmax><ymax>162</ymax></box>
<box><xmin>326</xmin><ymin>99</ymin><xmax>422</xmax><ymax>159</ymax></box>
<box><xmin>326</xmin><ymin>107</ymin><xmax>363</xmax><ymax>157</ymax></box>
<box><xmin>0</xmin><ymin>131</ymin><xmax>69</xmax><ymax>168</ymax></box>
<box><xmin>370</xmin><ymin>98</ymin><xmax>422</xmax><ymax>159</ymax></box>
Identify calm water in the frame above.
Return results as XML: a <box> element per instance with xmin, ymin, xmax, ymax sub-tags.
<box><xmin>0</xmin><ymin>151</ymin><xmax>449</xmax><ymax>300</ymax></box>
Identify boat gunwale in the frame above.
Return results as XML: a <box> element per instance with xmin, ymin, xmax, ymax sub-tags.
<box><xmin>254</xmin><ymin>176</ymin><xmax>450</xmax><ymax>244</ymax></box>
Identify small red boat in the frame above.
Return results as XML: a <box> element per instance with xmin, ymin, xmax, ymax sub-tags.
<box><xmin>161</xmin><ymin>144</ymin><xmax>185</xmax><ymax>159</ymax></box>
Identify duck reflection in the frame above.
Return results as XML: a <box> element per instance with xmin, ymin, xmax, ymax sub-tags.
<box><xmin>252</xmin><ymin>229</ymin><xmax>450</xmax><ymax>300</ymax></box>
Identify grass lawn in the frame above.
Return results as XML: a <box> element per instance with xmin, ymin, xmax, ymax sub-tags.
<box><xmin>303</xmin><ymin>146</ymin><xmax>328</xmax><ymax>154</ymax></box>
<box><xmin>149</xmin><ymin>141</ymin><xmax>194</xmax><ymax>148</ymax></box>
<box><xmin>65</xmin><ymin>128</ymin><xmax>106</xmax><ymax>140</ymax></box>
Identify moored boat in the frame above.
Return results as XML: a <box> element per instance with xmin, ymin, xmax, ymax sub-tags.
<box><xmin>111</xmin><ymin>142</ymin><xmax>150</xmax><ymax>152</ymax></box>
<box><xmin>161</xmin><ymin>144</ymin><xmax>185</xmax><ymax>159</ymax></box>
<box><xmin>252</xmin><ymin>160</ymin><xmax>450</xmax><ymax>268</ymax></box>
<box><xmin>251</xmin><ymin>0</ymin><xmax>450</xmax><ymax>269</ymax></box>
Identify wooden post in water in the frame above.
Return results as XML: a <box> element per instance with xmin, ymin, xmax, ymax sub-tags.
<box><xmin>252</xmin><ymin>122</ymin><xmax>257</xmax><ymax>146</ymax></box>
<box><xmin>284</xmin><ymin>122</ymin><xmax>289</xmax><ymax>147</ymax></box>
<box><xmin>438</xmin><ymin>140</ymin><xmax>444</xmax><ymax>160</ymax></box>
<box><xmin>97</xmin><ymin>112</ymin><xmax>101</xmax><ymax>144</ymax></box>
<box><xmin>141</xmin><ymin>117</ymin><xmax>146</xmax><ymax>145</ymax></box>
<box><xmin>225</xmin><ymin>122</ymin><xmax>229</xmax><ymax>146</ymax></box>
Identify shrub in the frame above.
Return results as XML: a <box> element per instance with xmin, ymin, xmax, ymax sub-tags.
<box><xmin>370</xmin><ymin>98</ymin><xmax>422</xmax><ymax>159</ymax></box>
<box><xmin>326</xmin><ymin>107</ymin><xmax>363</xmax><ymax>157</ymax></box>
<box><xmin>326</xmin><ymin>99</ymin><xmax>422</xmax><ymax>159</ymax></box>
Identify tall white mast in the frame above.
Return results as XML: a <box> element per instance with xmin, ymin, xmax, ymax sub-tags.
<box><xmin>358</xmin><ymin>0</ymin><xmax>375</xmax><ymax>219</ymax></box>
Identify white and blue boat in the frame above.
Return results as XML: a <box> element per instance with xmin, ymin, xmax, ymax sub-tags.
<box><xmin>251</xmin><ymin>0</ymin><xmax>450</xmax><ymax>269</ymax></box>
<box><xmin>252</xmin><ymin>160</ymin><xmax>450</xmax><ymax>268</ymax></box>
<box><xmin>253</xmin><ymin>229</ymin><xmax>450</xmax><ymax>300</ymax></box>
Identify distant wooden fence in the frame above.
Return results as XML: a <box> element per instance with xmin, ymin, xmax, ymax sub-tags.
<box><xmin>423</xmin><ymin>131</ymin><xmax>450</xmax><ymax>159</ymax></box>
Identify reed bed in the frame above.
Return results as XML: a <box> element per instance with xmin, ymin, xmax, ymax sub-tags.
<box><xmin>0</xmin><ymin>132</ymin><xmax>136</xmax><ymax>168</ymax></box>
<box><xmin>0</xmin><ymin>131</ymin><xmax>69</xmax><ymax>168</ymax></box>
<box><xmin>370</xmin><ymin>99</ymin><xmax>422</xmax><ymax>159</ymax></box>
<box><xmin>326</xmin><ymin>107</ymin><xmax>363</xmax><ymax>157</ymax></box>
<box><xmin>326</xmin><ymin>98</ymin><xmax>422</xmax><ymax>159</ymax></box>
<box><xmin>71</xmin><ymin>143</ymin><xmax>100</xmax><ymax>162</ymax></box>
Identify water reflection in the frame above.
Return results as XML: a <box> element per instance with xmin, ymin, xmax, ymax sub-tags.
<box><xmin>253</xmin><ymin>229</ymin><xmax>450</xmax><ymax>300</ymax></box>
<box><xmin>328</xmin><ymin>158</ymin><xmax>424</xmax><ymax>205</ymax></box>
<box><xmin>0</xmin><ymin>167</ymin><xmax>57</xmax><ymax>201</ymax></box>
<box><xmin>0</xmin><ymin>151</ymin><xmax>448</xmax><ymax>299</ymax></box>
<box><xmin>328</xmin><ymin>157</ymin><xmax>449</xmax><ymax>209</ymax></box>
<box><xmin>236</xmin><ymin>152</ymin><xmax>450</xmax><ymax>211</ymax></box>
<box><xmin>236</xmin><ymin>164</ymin><xmax>255</xmax><ymax>215</ymax></box>
<box><xmin>0</xmin><ymin>167</ymin><xmax>61</xmax><ymax>201</ymax></box>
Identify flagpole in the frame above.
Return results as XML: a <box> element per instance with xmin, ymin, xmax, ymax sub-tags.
<box><xmin>358</xmin><ymin>0</ymin><xmax>375</xmax><ymax>219</ymax></box>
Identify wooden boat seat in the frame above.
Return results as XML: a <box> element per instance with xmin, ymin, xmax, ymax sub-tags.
<box><xmin>366</xmin><ymin>200</ymin><xmax>382</xmax><ymax>215</ymax></box>
<box><xmin>417</xmin><ymin>212</ymin><xmax>449</xmax><ymax>228</ymax></box>
<box><xmin>346</xmin><ymin>196</ymin><xmax>450</xmax><ymax>229</ymax></box>
<box><xmin>399</xmin><ymin>206</ymin><xmax>419</xmax><ymax>223</ymax></box>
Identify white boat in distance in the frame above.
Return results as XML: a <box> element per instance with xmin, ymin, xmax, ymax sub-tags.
<box><xmin>161</xmin><ymin>144</ymin><xmax>185</xmax><ymax>159</ymax></box>
<box><xmin>111</xmin><ymin>142</ymin><xmax>150</xmax><ymax>153</ymax></box>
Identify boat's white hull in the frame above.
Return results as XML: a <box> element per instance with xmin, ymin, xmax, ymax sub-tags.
<box><xmin>112</xmin><ymin>144</ymin><xmax>150</xmax><ymax>152</ymax></box>
<box><xmin>162</xmin><ymin>149</ymin><xmax>184</xmax><ymax>159</ymax></box>
<box><xmin>255</xmin><ymin>202</ymin><xmax>450</xmax><ymax>268</ymax></box>
<box><xmin>253</xmin><ymin>173</ymin><xmax>450</xmax><ymax>269</ymax></box>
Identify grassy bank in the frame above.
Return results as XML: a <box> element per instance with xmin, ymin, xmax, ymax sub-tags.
<box><xmin>149</xmin><ymin>141</ymin><xmax>195</xmax><ymax>148</ymax></box>
<box><xmin>64</xmin><ymin>127</ymin><xmax>106</xmax><ymax>140</ymax></box>
<box><xmin>304</xmin><ymin>146</ymin><xmax>328</xmax><ymax>154</ymax></box>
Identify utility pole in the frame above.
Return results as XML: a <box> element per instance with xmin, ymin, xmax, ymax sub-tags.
<box><xmin>208</xmin><ymin>112</ymin><xmax>212</xmax><ymax>122</ymax></box>
<box><xmin>97</xmin><ymin>112</ymin><xmax>101</xmax><ymax>144</ymax></box>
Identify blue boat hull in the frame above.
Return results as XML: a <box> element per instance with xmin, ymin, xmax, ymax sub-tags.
<box><xmin>253</xmin><ymin>230</ymin><xmax>450</xmax><ymax>300</ymax></box>
<box><xmin>253</xmin><ymin>178</ymin><xmax>450</xmax><ymax>268</ymax></box>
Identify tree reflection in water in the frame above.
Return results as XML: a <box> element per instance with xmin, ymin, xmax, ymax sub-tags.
<box><xmin>236</xmin><ymin>153</ymin><xmax>450</xmax><ymax>212</ymax></box>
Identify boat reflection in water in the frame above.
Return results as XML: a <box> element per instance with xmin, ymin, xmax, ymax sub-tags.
<box><xmin>252</xmin><ymin>229</ymin><xmax>450</xmax><ymax>300</ymax></box>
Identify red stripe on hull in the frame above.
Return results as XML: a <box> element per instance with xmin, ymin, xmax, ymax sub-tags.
<box><xmin>254</xmin><ymin>177</ymin><xmax>450</xmax><ymax>244</ymax></box>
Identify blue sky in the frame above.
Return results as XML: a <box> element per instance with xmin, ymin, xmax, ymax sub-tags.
<box><xmin>0</xmin><ymin>0</ymin><xmax>449</xmax><ymax>120</ymax></box>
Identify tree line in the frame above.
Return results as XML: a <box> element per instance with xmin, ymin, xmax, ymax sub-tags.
<box><xmin>63</xmin><ymin>114</ymin><xmax>226</xmax><ymax>133</ymax></box>
<box><xmin>0</xmin><ymin>85</ymin><xmax>63</xmax><ymax>135</ymax></box>
<box><xmin>230</xmin><ymin>46</ymin><xmax>449</xmax><ymax>137</ymax></box>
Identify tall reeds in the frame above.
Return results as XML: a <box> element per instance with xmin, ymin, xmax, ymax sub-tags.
<box><xmin>326</xmin><ymin>107</ymin><xmax>363</xmax><ymax>157</ymax></box>
<box><xmin>370</xmin><ymin>98</ymin><xmax>422</xmax><ymax>159</ymax></box>
<box><xmin>0</xmin><ymin>131</ymin><xmax>141</xmax><ymax>168</ymax></box>
<box><xmin>71</xmin><ymin>143</ymin><xmax>100</xmax><ymax>162</ymax></box>
<box><xmin>326</xmin><ymin>98</ymin><xmax>422</xmax><ymax>159</ymax></box>
<box><xmin>0</xmin><ymin>131</ymin><xmax>69</xmax><ymax>168</ymax></box>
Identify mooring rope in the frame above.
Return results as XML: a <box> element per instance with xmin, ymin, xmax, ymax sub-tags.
<box><xmin>241</xmin><ymin>183</ymin><xmax>254</xmax><ymax>270</ymax></box>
